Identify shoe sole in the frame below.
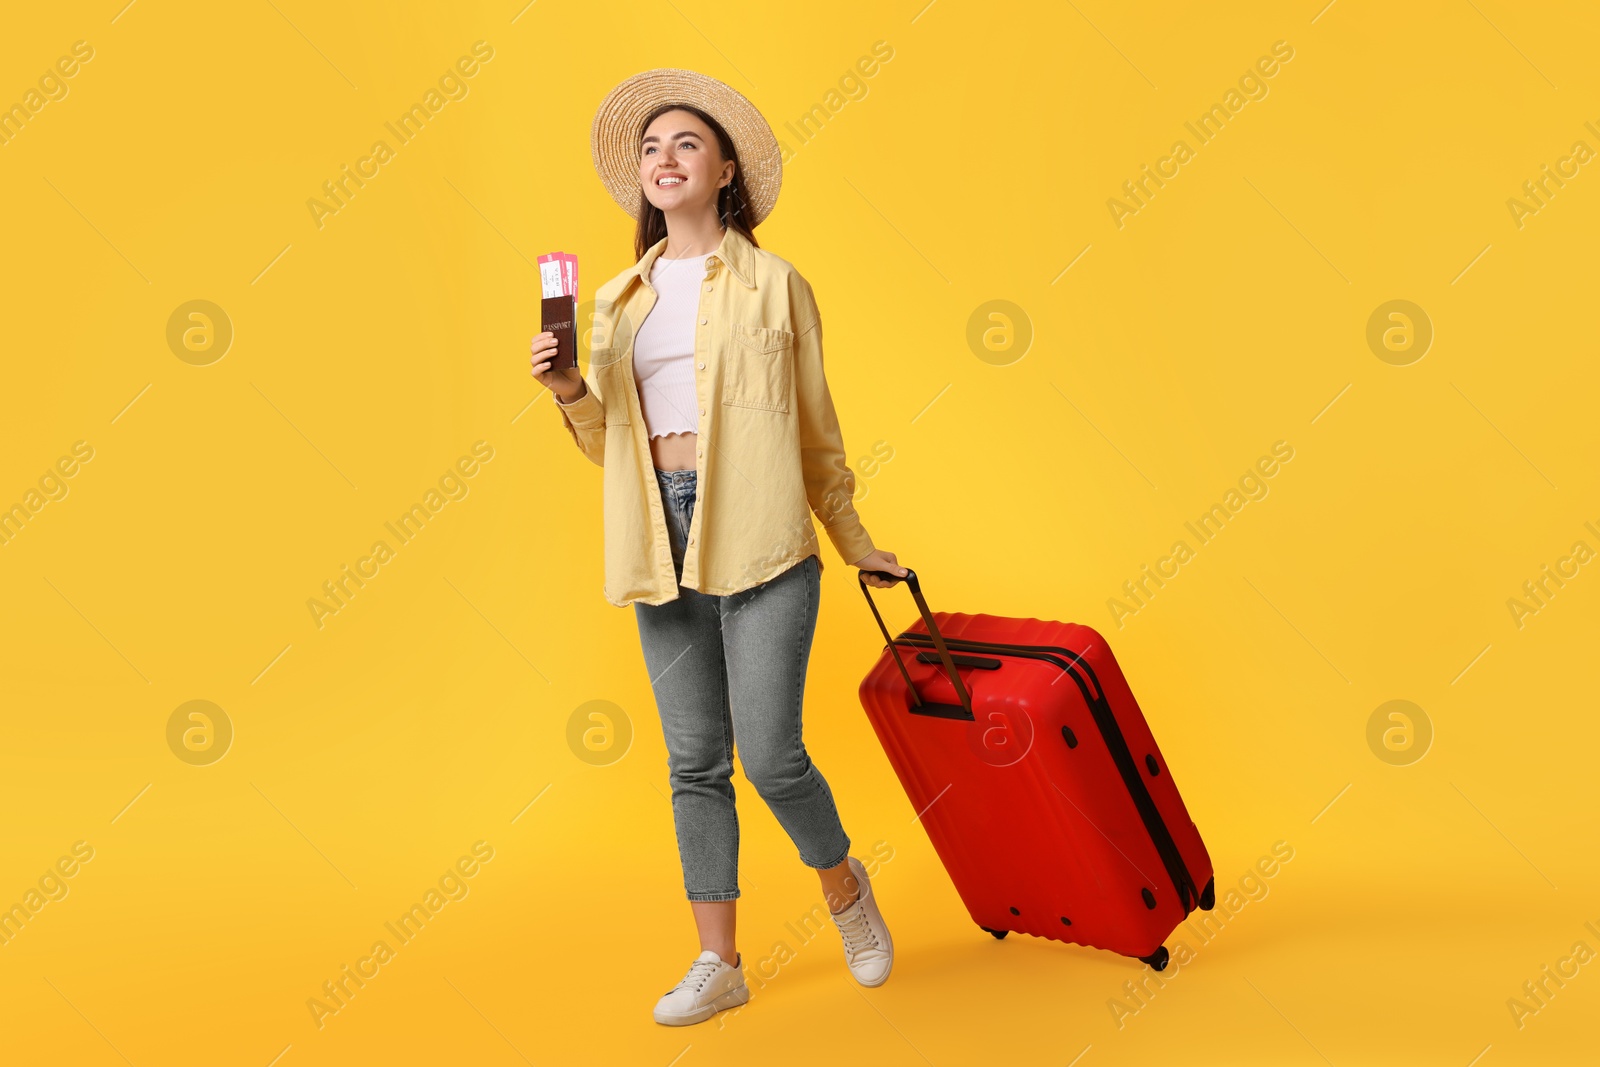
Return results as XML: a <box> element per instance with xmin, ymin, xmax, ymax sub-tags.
<box><xmin>653</xmin><ymin>983</ymin><xmax>750</xmax><ymax>1026</ymax></box>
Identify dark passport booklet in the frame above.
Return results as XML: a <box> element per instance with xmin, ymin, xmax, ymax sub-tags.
<box><xmin>540</xmin><ymin>294</ymin><xmax>577</xmax><ymax>372</ymax></box>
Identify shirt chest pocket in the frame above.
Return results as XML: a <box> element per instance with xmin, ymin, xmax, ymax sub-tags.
<box><xmin>589</xmin><ymin>347</ymin><xmax>631</xmax><ymax>425</ymax></box>
<box><xmin>721</xmin><ymin>323</ymin><xmax>794</xmax><ymax>413</ymax></box>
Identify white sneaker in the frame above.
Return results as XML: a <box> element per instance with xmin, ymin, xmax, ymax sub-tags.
<box><xmin>830</xmin><ymin>856</ymin><xmax>893</xmax><ymax>986</ymax></box>
<box><xmin>652</xmin><ymin>949</ymin><xmax>749</xmax><ymax>1026</ymax></box>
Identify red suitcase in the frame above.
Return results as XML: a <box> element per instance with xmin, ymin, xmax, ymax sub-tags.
<box><xmin>856</xmin><ymin>569</ymin><xmax>1215</xmax><ymax>969</ymax></box>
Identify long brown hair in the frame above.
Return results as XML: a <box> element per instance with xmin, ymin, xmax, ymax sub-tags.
<box><xmin>633</xmin><ymin>103</ymin><xmax>760</xmax><ymax>261</ymax></box>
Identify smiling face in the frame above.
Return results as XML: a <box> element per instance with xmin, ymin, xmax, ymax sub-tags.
<box><xmin>637</xmin><ymin>108</ymin><xmax>734</xmax><ymax>219</ymax></box>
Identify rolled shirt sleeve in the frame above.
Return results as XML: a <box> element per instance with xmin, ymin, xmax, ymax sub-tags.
<box><xmin>792</xmin><ymin>277</ymin><xmax>876</xmax><ymax>566</ymax></box>
<box><xmin>555</xmin><ymin>381</ymin><xmax>606</xmax><ymax>467</ymax></box>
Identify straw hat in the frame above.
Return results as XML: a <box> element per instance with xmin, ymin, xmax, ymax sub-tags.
<box><xmin>591</xmin><ymin>68</ymin><xmax>782</xmax><ymax>226</ymax></box>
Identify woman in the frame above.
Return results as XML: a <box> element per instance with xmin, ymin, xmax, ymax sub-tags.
<box><xmin>530</xmin><ymin>68</ymin><xmax>906</xmax><ymax>1026</ymax></box>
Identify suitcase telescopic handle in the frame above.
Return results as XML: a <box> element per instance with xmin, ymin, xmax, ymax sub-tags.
<box><xmin>858</xmin><ymin>568</ymin><xmax>974</xmax><ymax>719</ymax></box>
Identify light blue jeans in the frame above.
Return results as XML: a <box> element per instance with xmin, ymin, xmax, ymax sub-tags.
<box><xmin>634</xmin><ymin>466</ymin><xmax>851</xmax><ymax>901</ymax></box>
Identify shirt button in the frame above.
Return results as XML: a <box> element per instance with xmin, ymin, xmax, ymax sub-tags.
<box><xmin>700</xmin><ymin>408</ymin><xmax>706</xmax><ymax>415</ymax></box>
<box><xmin>705</xmin><ymin>285</ymin><xmax>713</xmax><ymax>292</ymax></box>
<box><xmin>700</xmin><ymin>318</ymin><xmax>708</xmax><ymax>325</ymax></box>
<box><xmin>697</xmin><ymin>362</ymin><xmax>705</xmax><ymax>369</ymax></box>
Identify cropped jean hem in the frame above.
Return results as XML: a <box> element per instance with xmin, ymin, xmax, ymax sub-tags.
<box><xmin>803</xmin><ymin>840</ymin><xmax>853</xmax><ymax>872</ymax></box>
<box><xmin>685</xmin><ymin>889</ymin><xmax>742</xmax><ymax>903</ymax></box>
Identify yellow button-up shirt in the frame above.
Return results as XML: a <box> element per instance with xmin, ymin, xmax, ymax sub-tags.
<box><xmin>554</xmin><ymin>225</ymin><xmax>877</xmax><ymax>607</ymax></box>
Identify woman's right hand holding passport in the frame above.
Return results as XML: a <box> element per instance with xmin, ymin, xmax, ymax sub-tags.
<box><xmin>531</xmin><ymin>331</ymin><xmax>586</xmax><ymax>405</ymax></box>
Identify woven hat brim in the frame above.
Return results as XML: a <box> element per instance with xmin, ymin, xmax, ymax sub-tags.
<box><xmin>591</xmin><ymin>68</ymin><xmax>782</xmax><ymax>226</ymax></box>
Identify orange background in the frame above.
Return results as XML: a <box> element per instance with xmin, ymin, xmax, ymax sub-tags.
<box><xmin>2</xmin><ymin>1</ymin><xmax>1596</xmax><ymax>1064</ymax></box>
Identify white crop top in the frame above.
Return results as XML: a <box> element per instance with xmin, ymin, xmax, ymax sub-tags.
<box><xmin>631</xmin><ymin>252</ymin><xmax>708</xmax><ymax>440</ymax></box>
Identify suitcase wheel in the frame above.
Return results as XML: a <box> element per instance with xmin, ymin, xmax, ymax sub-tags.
<box><xmin>1138</xmin><ymin>946</ymin><xmax>1169</xmax><ymax>971</ymax></box>
<box><xmin>980</xmin><ymin>926</ymin><xmax>1008</xmax><ymax>939</ymax></box>
<box><xmin>1198</xmin><ymin>877</ymin><xmax>1216</xmax><ymax>911</ymax></box>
